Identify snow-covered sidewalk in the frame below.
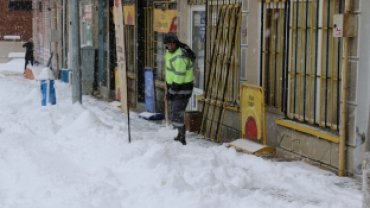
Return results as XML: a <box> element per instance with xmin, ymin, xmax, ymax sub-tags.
<box><xmin>0</xmin><ymin>61</ymin><xmax>363</xmax><ymax>208</ymax></box>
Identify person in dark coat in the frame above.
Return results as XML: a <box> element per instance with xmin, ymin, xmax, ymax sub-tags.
<box><xmin>22</xmin><ymin>37</ymin><xmax>34</xmax><ymax>72</ymax></box>
<box><xmin>163</xmin><ymin>32</ymin><xmax>194</xmax><ymax>145</ymax></box>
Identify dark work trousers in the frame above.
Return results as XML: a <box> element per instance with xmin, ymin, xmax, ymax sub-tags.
<box><xmin>24</xmin><ymin>58</ymin><xmax>34</xmax><ymax>71</ymax></box>
<box><xmin>170</xmin><ymin>99</ymin><xmax>190</xmax><ymax>127</ymax></box>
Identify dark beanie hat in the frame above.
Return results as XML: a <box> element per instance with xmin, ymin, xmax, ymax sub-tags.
<box><xmin>163</xmin><ymin>32</ymin><xmax>179</xmax><ymax>44</ymax></box>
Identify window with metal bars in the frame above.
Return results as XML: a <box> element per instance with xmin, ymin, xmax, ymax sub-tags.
<box><xmin>261</xmin><ymin>1</ymin><xmax>289</xmax><ymax>111</ymax></box>
<box><xmin>261</xmin><ymin>0</ymin><xmax>344</xmax><ymax>131</ymax></box>
<box><xmin>153</xmin><ymin>2</ymin><xmax>177</xmax><ymax>81</ymax></box>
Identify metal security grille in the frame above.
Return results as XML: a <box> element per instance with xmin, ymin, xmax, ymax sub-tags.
<box><xmin>144</xmin><ymin>6</ymin><xmax>153</xmax><ymax>68</ymax></box>
<box><xmin>199</xmin><ymin>1</ymin><xmax>241</xmax><ymax>142</ymax></box>
<box><xmin>261</xmin><ymin>0</ymin><xmax>343</xmax><ymax>131</ymax></box>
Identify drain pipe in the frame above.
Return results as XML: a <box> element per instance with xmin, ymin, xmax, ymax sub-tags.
<box><xmin>338</xmin><ymin>0</ymin><xmax>351</xmax><ymax>177</ymax></box>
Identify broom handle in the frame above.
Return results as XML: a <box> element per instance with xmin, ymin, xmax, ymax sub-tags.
<box><xmin>165</xmin><ymin>85</ymin><xmax>169</xmax><ymax>126</ymax></box>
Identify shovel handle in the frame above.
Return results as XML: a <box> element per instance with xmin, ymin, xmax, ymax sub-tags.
<box><xmin>165</xmin><ymin>86</ymin><xmax>169</xmax><ymax>126</ymax></box>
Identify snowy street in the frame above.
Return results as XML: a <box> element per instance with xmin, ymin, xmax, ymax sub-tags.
<box><xmin>0</xmin><ymin>61</ymin><xmax>363</xmax><ymax>207</ymax></box>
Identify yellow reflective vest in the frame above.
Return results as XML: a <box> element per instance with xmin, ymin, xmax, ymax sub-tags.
<box><xmin>165</xmin><ymin>46</ymin><xmax>194</xmax><ymax>100</ymax></box>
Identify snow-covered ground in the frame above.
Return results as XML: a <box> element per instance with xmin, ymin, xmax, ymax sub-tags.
<box><xmin>0</xmin><ymin>59</ymin><xmax>363</xmax><ymax>207</ymax></box>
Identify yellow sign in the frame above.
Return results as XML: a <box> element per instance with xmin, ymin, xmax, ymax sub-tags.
<box><xmin>123</xmin><ymin>5</ymin><xmax>135</xmax><ymax>25</ymax></box>
<box><xmin>241</xmin><ymin>83</ymin><xmax>266</xmax><ymax>143</ymax></box>
<box><xmin>153</xmin><ymin>9</ymin><xmax>178</xmax><ymax>33</ymax></box>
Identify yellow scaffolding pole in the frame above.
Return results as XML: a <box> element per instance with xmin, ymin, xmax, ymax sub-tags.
<box><xmin>319</xmin><ymin>0</ymin><xmax>326</xmax><ymax>127</ymax></box>
<box><xmin>307</xmin><ymin>0</ymin><xmax>315</xmax><ymax>124</ymax></box>
<box><xmin>288</xmin><ymin>0</ymin><xmax>295</xmax><ymax>119</ymax></box>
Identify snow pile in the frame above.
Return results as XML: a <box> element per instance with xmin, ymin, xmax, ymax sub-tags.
<box><xmin>36</xmin><ymin>67</ymin><xmax>55</xmax><ymax>80</ymax></box>
<box><xmin>0</xmin><ymin>58</ymin><xmax>24</xmax><ymax>75</ymax></box>
<box><xmin>0</xmin><ymin>61</ymin><xmax>363</xmax><ymax>208</ymax></box>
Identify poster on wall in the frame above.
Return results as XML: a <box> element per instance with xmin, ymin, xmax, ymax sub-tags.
<box><xmin>84</xmin><ymin>4</ymin><xmax>92</xmax><ymax>19</ymax></box>
<box><xmin>37</xmin><ymin>12</ymin><xmax>44</xmax><ymax>63</ymax></box>
<box><xmin>114</xmin><ymin>0</ymin><xmax>129</xmax><ymax>115</ymax></box>
<box><xmin>153</xmin><ymin>9</ymin><xmax>178</xmax><ymax>33</ymax></box>
<box><xmin>114</xmin><ymin>0</ymin><xmax>131</xmax><ymax>142</ymax></box>
<box><xmin>123</xmin><ymin>4</ymin><xmax>135</xmax><ymax>25</ymax></box>
<box><xmin>43</xmin><ymin>1</ymin><xmax>51</xmax><ymax>63</ymax></box>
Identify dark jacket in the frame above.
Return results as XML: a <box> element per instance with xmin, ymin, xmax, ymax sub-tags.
<box><xmin>22</xmin><ymin>42</ymin><xmax>33</xmax><ymax>60</ymax></box>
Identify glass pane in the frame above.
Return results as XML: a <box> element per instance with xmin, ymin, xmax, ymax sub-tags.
<box><xmin>241</xmin><ymin>12</ymin><xmax>248</xmax><ymax>45</ymax></box>
<box><xmin>82</xmin><ymin>4</ymin><xmax>93</xmax><ymax>46</ymax></box>
<box><xmin>192</xmin><ymin>10</ymin><xmax>206</xmax><ymax>90</ymax></box>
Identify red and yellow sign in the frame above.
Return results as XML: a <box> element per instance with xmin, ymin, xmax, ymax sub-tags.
<box><xmin>153</xmin><ymin>9</ymin><xmax>178</xmax><ymax>33</ymax></box>
<box><xmin>241</xmin><ymin>83</ymin><xmax>266</xmax><ymax>144</ymax></box>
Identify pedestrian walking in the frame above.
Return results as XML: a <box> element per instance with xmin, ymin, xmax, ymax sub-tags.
<box><xmin>163</xmin><ymin>32</ymin><xmax>195</xmax><ymax>145</ymax></box>
<box><xmin>22</xmin><ymin>37</ymin><xmax>34</xmax><ymax>73</ymax></box>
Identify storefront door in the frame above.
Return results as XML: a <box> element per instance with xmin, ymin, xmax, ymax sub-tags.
<box><xmin>188</xmin><ymin>5</ymin><xmax>206</xmax><ymax>111</ymax></box>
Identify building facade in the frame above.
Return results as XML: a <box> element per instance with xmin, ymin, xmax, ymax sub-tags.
<box><xmin>34</xmin><ymin>0</ymin><xmax>370</xmax><ymax>176</ymax></box>
<box><xmin>0</xmin><ymin>0</ymin><xmax>32</xmax><ymax>41</ymax></box>
<box><xmin>0</xmin><ymin>0</ymin><xmax>33</xmax><ymax>62</ymax></box>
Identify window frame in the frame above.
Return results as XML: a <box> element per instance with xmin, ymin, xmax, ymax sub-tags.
<box><xmin>7</xmin><ymin>0</ymin><xmax>32</xmax><ymax>11</ymax></box>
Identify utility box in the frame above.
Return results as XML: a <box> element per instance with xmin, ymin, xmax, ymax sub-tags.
<box><xmin>333</xmin><ymin>14</ymin><xmax>357</xmax><ymax>38</ymax></box>
<box><xmin>81</xmin><ymin>45</ymin><xmax>96</xmax><ymax>95</ymax></box>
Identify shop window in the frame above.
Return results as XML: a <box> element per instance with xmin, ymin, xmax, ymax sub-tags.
<box><xmin>152</xmin><ymin>2</ymin><xmax>177</xmax><ymax>81</ymax></box>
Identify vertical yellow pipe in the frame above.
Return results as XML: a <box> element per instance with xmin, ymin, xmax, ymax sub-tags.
<box><xmin>330</xmin><ymin>0</ymin><xmax>336</xmax><ymax>130</ymax></box>
<box><xmin>308</xmin><ymin>0</ymin><xmax>314</xmax><ymax>124</ymax></box>
<box><xmin>270</xmin><ymin>2</ymin><xmax>276</xmax><ymax>106</ymax></box>
<box><xmin>277</xmin><ymin>2</ymin><xmax>283</xmax><ymax>110</ymax></box>
<box><xmin>263</xmin><ymin>3</ymin><xmax>268</xmax><ymax>102</ymax></box>
<box><xmin>297</xmin><ymin>0</ymin><xmax>304</xmax><ymax>120</ymax></box>
<box><xmin>319</xmin><ymin>0</ymin><xmax>326</xmax><ymax>127</ymax></box>
<box><xmin>339</xmin><ymin>0</ymin><xmax>351</xmax><ymax>177</ymax></box>
<box><xmin>288</xmin><ymin>0</ymin><xmax>295</xmax><ymax>119</ymax></box>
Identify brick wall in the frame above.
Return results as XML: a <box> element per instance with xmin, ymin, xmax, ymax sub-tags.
<box><xmin>0</xmin><ymin>0</ymin><xmax>32</xmax><ymax>41</ymax></box>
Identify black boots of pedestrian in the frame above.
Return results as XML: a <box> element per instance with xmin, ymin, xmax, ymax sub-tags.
<box><xmin>174</xmin><ymin>126</ymin><xmax>186</xmax><ymax>145</ymax></box>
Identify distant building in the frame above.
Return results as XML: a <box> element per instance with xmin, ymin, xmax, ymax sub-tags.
<box><xmin>0</xmin><ymin>0</ymin><xmax>32</xmax><ymax>41</ymax></box>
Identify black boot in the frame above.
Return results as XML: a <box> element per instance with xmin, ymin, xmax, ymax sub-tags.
<box><xmin>177</xmin><ymin>126</ymin><xmax>186</xmax><ymax>145</ymax></box>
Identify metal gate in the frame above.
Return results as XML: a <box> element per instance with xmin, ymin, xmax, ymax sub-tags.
<box><xmin>199</xmin><ymin>2</ymin><xmax>241</xmax><ymax>142</ymax></box>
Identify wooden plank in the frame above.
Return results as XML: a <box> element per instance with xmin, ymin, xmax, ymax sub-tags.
<box><xmin>229</xmin><ymin>139</ymin><xmax>275</xmax><ymax>154</ymax></box>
